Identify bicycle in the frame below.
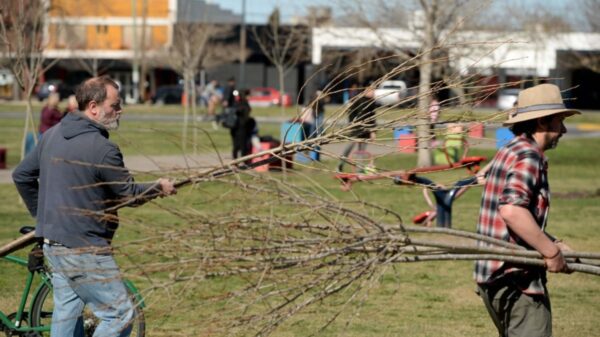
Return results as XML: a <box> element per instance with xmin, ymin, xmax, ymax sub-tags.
<box><xmin>0</xmin><ymin>226</ymin><xmax>146</xmax><ymax>337</ymax></box>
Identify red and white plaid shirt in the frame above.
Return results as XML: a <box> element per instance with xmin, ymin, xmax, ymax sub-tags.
<box><xmin>474</xmin><ymin>135</ymin><xmax>550</xmax><ymax>294</ymax></box>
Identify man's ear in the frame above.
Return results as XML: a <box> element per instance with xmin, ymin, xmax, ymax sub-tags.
<box><xmin>88</xmin><ymin>100</ymin><xmax>99</xmax><ymax>117</ymax></box>
<box><xmin>84</xmin><ymin>100</ymin><xmax>100</xmax><ymax>121</ymax></box>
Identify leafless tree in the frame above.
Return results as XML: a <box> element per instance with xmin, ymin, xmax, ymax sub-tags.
<box><xmin>252</xmin><ymin>8</ymin><xmax>309</xmax><ymax>115</ymax></box>
<box><xmin>337</xmin><ymin>0</ymin><xmax>490</xmax><ymax>168</ymax></box>
<box><xmin>0</xmin><ymin>0</ymin><xmax>58</xmax><ymax>159</ymax></box>
<box><xmin>566</xmin><ymin>0</ymin><xmax>600</xmax><ymax>73</ymax></box>
<box><xmin>163</xmin><ymin>22</ymin><xmax>237</xmax><ymax>153</ymax></box>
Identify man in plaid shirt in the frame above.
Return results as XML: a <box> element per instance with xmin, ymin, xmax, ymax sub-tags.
<box><xmin>475</xmin><ymin>84</ymin><xmax>580</xmax><ymax>337</ymax></box>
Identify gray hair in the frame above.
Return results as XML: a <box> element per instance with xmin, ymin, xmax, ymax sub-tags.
<box><xmin>75</xmin><ymin>76</ymin><xmax>119</xmax><ymax>111</ymax></box>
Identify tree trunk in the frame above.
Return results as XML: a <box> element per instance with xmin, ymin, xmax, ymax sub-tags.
<box><xmin>416</xmin><ymin>3</ymin><xmax>436</xmax><ymax>168</ymax></box>
<box><xmin>277</xmin><ymin>65</ymin><xmax>288</xmax><ymax>179</ymax></box>
<box><xmin>20</xmin><ymin>95</ymin><xmax>38</xmax><ymax>160</ymax></box>
<box><xmin>92</xmin><ymin>58</ymin><xmax>98</xmax><ymax>77</ymax></box>
<box><xmin>278</xmin><ymin>65</ymin><xmax>285</xmax><ymax>117</ymax></box>
<box><xmin>190</xmin><ymin>72</ymin><xmax>198</xmax><ymax>155</ymax></box>
<box><xmin>417</xmin><ymin>61</ymin><xmax>433</xmax><ymax>169</ymax></box>
<box><xmin>182</xmin><ymin>72</ymin><xmax>190</xmax><ymax>153</ymax></box>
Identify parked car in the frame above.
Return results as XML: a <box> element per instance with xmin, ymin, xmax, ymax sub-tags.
<box><xmin>247</xmin><ymin>87</ymin><xmax>292</xmax><ymax>107</ymax></box>
<box><xmin>497</xmin><ymin>88</ymin><xmax>521</xmax><ymax>111</ymax></box>
<box><xmin>152</xmin><ymin>85</ymin><xmax>183</xmax><ymax>104</ymax></box>
<box><xmin>36</xmin><ymin>80</ymin><xmax>74</xmax><ymax>101</ymax></box>
<box><xmin>374</xmin><ymin>80</ymin><xmax>408</xmax><ymax>106</ymax></box>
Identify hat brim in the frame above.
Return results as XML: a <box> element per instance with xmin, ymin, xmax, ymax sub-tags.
<box><xmin>503</xmin><ymin>108</ymin><xmax>581</xmax><ymax>126</ymax></box>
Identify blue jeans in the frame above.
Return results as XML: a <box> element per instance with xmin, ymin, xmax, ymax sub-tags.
<box><xmin>43</xmin><ymin>244</ymin><xmax>134</xmax><ymax>337</ymax></box>
<box><xmin>315</xmin><ymin>113</ymin><xmax>325</xmax><ymax>137</ymax></box>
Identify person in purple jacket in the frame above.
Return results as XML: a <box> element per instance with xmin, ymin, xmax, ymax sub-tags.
<box><xmin>39</xmin><ymin>92</ymin><xmax>63</xmax><ymax>135</ymax></box>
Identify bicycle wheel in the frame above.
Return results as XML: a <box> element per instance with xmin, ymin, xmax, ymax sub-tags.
<box><xmin>30</xmin><ymin>282</ymin><xmax>145</xmax><ymax>337</ymax></box>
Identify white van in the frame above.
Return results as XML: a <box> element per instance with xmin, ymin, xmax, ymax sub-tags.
<box><xmin>374</xmin><ymin>80</ymin><xmax>408</xmax><ymax>106</ymax></box>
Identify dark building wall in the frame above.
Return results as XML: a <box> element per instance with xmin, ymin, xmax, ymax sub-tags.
<box><xmin>206</xmin><ymin>63</ymin><xmax>301</xmax><ymax>103</ymax></box>
<box><xmin>570</xmin><ymin>68</ymin><xmax>600</xmax><ymax>109</ymax></box>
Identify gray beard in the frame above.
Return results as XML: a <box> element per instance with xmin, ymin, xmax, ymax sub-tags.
<box><xmin>98</xmin><ymin>109</ymin><xmax>120</xmax><ymax>130</ymax></box>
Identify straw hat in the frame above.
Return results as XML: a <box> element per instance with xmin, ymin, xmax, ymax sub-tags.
<box><xmin>503</xmin><ymin>84</ymin><xmax>580</xmax><ymax>125</ymax></box>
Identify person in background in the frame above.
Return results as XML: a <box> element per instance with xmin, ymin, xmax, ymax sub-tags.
<box><xmin>348</xmin><ymin>83</ymin><xmax>360</xmax><ymax>100</ymax></box>
<box><xmin>249</xmin><ymin>116</ymin><xmax>261</xmax><ymax>152</ymax></box>
<box><xmin>429</xmin><ymin>94</ymin><xmax>440</xmax><ymax>130</ymax></box>
<box><xmin>39</xmin><ymin>92</ymin><xmax>63</xmax><ymax>135</ymax></box>
<box><xmin>64</xmin><ymin>94</ymin><xmax>78</xmax><ymax>115</ymax></box>
<box><xmin>222</xmin><ymin>77</ymin><xmax>237</xmax><ymax>108</ymax></box>
<box><xmin>337</xmin><ymin>86</ymin><xmax>379</xmax><ymax>172</ymax></box>
<box><xmin>202</xmin><ymin>79</ymin><xmax>221</xmax><ymax>121</ymax></box>
<box><xmin>230</xmin><ymin>89</ymin><xmax>253</xmax><ymax>160</ymax></box>
<box><xmin>475</xmin><ymin>84</ymin><xmax>580</xmax><ymax>337</ymax></box>
<box><xmin>13</xmin><ymin>76</ymin><xmax>176</xmax><ymax>337</ymax></box>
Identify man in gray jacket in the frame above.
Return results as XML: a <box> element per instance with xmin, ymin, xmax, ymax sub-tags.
<box><xmin>13</xmin><ymin>76</ymin><xmax>176</xmax><ymax>336</ymax></box>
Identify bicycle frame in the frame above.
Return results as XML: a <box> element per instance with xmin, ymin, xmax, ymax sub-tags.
<box><xmin>0</xmin><ymin>254</ymin><xmax>145</xmax><ymax>335</ymax></box>
<box><xmin>0</xmin><ymin>254</ymin><xmax>52</xmax><ymax>334</ymax></box>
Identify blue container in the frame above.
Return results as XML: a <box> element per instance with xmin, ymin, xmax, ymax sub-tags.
<box><xmin>281</xmin><ymin>122</ymin><xmax>305</xmax><ymax>144</ymax></box>
<box><xmin>296</xmin><ymin>146</ymin><xmax>320</xmax><ymax>163</ymax></box>
<box><xmin>496</xmin><ymin>127</ymin><xmax>515</xmax><ymax>149</ymax></box>
<box><xmin>393</xmin><ymin>127</ymin><xmax>413</xmax><ymax>140</ymax></box>
<box><xmin>295</xmin><ymin>152</ymin><xmax>311</xmax><ymax>163</ymax></box>
<box><xmin>309</xmin><ymin>147</ymin><xmax>321</xmax><ymax>161</ymax></box>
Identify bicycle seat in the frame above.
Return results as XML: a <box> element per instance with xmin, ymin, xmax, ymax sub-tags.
<box><xmin>19</xmin><ymin>226</ymin><xmax>35</xmax><ymax>235</ymax></box>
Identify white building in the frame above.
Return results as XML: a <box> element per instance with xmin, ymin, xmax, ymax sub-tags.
<box><xmin>311</xmin><ymin>27</ymin><xmax>600</xmax><ymax>108</ymax></box>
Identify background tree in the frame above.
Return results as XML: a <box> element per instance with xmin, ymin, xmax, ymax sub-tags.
<box><xmin>252</xmin><ymin>8</ymin><xmax>309</xmax><ymax>116</ymax></box>
<box><xmin>0</xmin><ymin>0</ymin><xmax>58</xmax><ymax>160</ymax></box>
<box><xmin>338</xmin><ymin>0</ymin><xmax>485</xmax><ymax>168</ymax></box>
<box><xmin>164</xmin><ymin>21</ymin><xmax>238</xmax><ymax>153</ymax></box>
<box><xmin>568</xmin><ymin>0</ymin><xmax>600</xmax><ymax>73</ymax></box>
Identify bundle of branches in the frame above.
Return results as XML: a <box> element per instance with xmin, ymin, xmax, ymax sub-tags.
<box><xmin>4</xmin><ymin>45</ymin><xmax>597</xmax><ymax>336</ymax></box>
<box><xmin>113</xmin><ymin>171</ymin><xmax>600</xmax><ymax>336</ymax></box>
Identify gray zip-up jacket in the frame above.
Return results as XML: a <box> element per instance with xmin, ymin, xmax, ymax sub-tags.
<box><xmin>13</xmin><ymin>112</ymin><xmax>155</xmax><ymax>248</ymax></box>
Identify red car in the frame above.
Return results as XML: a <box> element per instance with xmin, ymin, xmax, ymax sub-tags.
<box><xmin>247</xmin><ymin>87</ymin><xmax>292</xmax><ymax>107</ymax></box>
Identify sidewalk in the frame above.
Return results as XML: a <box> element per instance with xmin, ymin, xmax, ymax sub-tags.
<box><xmin>3</xmin><ymin>128</ymin><xmax>599</xmax><ymax>183</ymax></box>
<box><xmin>0</xmin><ymin>139</ymin><xmax>433</xmax><ymax>183</ymax></box>
<box><xmin>118</xmin><ymin>141</ymin><xmax>400</xmax><ymax>173</ymax></box>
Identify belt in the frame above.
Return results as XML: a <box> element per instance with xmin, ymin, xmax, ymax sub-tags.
<box><xmin>43</xmin><ymin>238</ymin><xmax>65</xmax><ymax>247</ymax></box>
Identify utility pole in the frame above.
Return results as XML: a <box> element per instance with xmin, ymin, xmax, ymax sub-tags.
<box><xmin>131</xmin><ymin>0</ymin><xmax>140</xmax><ymax>103</ymax></box>
<box><xmin>239</xmin><ymin>0</ymin><xmax>247</xmax><ymax>88</ymax></box>
<box><xmin>138</xmin><ymin>0</ymin><xmax>148</xmax><ymax>102</ymax></box>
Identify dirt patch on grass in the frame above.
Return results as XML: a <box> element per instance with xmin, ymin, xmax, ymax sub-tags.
<box><xmin>553</xmin><ymin>189</ymin><xmax>600</xmax><ymax>199</ymax></box>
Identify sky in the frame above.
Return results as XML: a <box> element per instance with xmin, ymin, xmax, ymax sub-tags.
<box><xmin>213</xmin><ymin>0</ymin><xmax>332</xmax><ymax>24</ymax></box>
<box><xmin>214</xmin><ymin>0</ymin><xmax>574</xmax><ymax>25</ymax></box>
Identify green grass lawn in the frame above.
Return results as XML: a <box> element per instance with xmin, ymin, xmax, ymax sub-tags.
<box><xmin>2</xmin><ymin>101</ymin><xmax>599</xmax><ymax>169</ymax></box>
<box><xmin>0</xmin><ymin>135</ymin><xmax>600</xmax><ymax>336</ymax></box>
<box><xmin>1</xmin><ymin>106</ymin><xmax>600</xmax><ymax>336</ymax></box>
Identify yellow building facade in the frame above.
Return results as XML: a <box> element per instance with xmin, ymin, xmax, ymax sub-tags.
<box><xmin>47</xmin><ymin>0</ymin><xmax>174</xmax><ymax>52</ymax></box>
<box><xmin>43</xmin><ymin>0</ymin><xmax>177</xmax><ymax>102</ymax></box>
